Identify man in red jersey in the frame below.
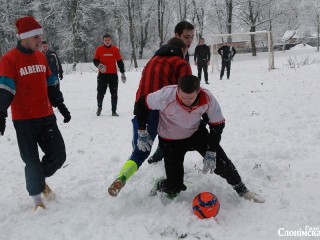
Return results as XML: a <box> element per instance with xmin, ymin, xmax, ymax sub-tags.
<box><xmin>93</xmin><ymin>34</ymin><xmax>126</xmax><ymax>116</ymax></box>
<box><xmin>108</xmin><ymin>37</ymin><xmax>192</xmax><ymax>197</ymax></box>
<box><xmin>0</xmin><ymin>16</ymin><xmax>71</xmax><ymax>210</ymax></box>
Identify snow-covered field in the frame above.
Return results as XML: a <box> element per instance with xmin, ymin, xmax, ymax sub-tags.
<box><xmin>1</xmin><ymin>45</ymin><xmax>320</xmax><ymax>240</ymax></box>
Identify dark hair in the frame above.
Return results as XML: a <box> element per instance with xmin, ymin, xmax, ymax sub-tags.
<box><xmin>41</xmin><ymin>40</ymin><xmax>48</xmax><ymax>44</ymax></box>
<box><xmin>103</xmin><ymin>34</ymin><xmax>112</xmax><ymax>39</ymax></box>
<box><xmin>174</xmin><ymin>21</ymin><xmax>194</xmax><ymax>36</ymax></box>
<box><xmin>167</xmin><ymin>37</ymin><xmax>186</xmax><ymax>49</ymax></box>
<box><xmin>178</xmin><ymin>75</ymin><xmax>200</xmax><ymax>94</ymax></box>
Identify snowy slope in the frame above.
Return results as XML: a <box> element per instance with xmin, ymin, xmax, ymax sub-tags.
<box><xmin>1</xmin><ymin>46</ymin><xmax>320</xmax><ymax>240</ymax></box>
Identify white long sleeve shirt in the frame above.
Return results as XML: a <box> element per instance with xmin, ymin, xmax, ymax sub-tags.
<box><xmin>146</xmin><ymin>85</ymin><xmax>225</xmax><ymax>140</ymax></box>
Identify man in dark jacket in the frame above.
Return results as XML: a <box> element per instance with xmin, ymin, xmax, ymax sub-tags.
<box><xmin>108</xmin><ymin>38</ymin><xmax>192</xmax><ymax>197</ymax></box>
<box><xmin>194</xmin><ymin>38</ymin><xmax>211</xmax><ymax>84</ymax></box>
<box><xmin>218</xmin><ymin>41</ymin><xmax>236</xmax><ymax>80</ymax></box>
<box><xmin>147</xmin><ymin>21</ymin><xmax>195</xmax><ymax>164</ymax></box>
<box><xmin>41</xmin><ymin>41</ymin><xmax>63</xmax><ymax>81</ymax></box>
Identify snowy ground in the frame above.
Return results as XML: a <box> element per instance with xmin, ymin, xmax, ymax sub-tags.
<box><xmin>1</xmin><ymin>45</ymin><xmax>320</xmax><ymax>240</ymax></box>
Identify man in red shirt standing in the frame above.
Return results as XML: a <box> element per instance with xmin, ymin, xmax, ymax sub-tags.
<box><xmin>0</xmin><ymin>16</ymin><xmax>71</xmax><ymax>210</ymax></box>
<box><xmin>93</xmin><ymin>34</ymin><xmax>126</xmax><ymax>116</ymax></box>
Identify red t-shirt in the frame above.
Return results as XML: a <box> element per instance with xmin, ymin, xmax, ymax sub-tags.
<box><xmin>0</xmin><ymin>48</ymin><xmax>53</xmax><ymax>120</ymax></box>
<box><xmin>94</xmin><ymin>45</ymin><xmax>122</xmax><ymax>74</ymax></box>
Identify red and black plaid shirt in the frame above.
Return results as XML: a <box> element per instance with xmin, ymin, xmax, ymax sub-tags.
<box><xmin>135</xmin><ymin>55</ymin><xmax>192</xmax><ymax>101</ymax></box>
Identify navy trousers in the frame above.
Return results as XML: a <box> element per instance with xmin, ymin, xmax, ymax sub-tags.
<box><xmin>13</xmin><ymin>114</ymin><xmax>66</xmax><ymax>196</ymax></box>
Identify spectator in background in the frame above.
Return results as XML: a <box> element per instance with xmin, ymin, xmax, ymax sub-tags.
<box><xmin>41</xmin><ymin>41</ymin><xmax>63</xmax><ymax>87</ymax></box>
<box><xmin>194</xmin><ymin>38</ymin><xmax>211</xmax><ymax>84</ymax></box>
<box><xmin>93</xmin><ymin>34</ymin><xmax>126</xmax><ymax>117</ymax></box>
<box><xmin>218</xmin><ymin>40</ymin><xmax>236</xmax><ymax>80</ymax></box>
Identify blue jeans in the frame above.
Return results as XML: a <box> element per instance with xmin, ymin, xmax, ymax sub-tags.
<box><xmin>129</xmin><ymin>110</ymin><xmax>159</xmax><ymax>167</ymax></box>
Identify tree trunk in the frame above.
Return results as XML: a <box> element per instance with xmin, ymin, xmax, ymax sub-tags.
<box><xmin>127</xmin><ymin>0</ymin><xmax>138</xmax><ymax>68</ymax></box>
<box><xmin>317</xmin><ymin>13</ymin><xmax>320</xmax><ymax>52</ymax></box>
<box><xmin>158</xmin><ymin>0</ymin><xmax>166</xmax><ymax>47</ymax></box>
<box><xmin>226</xmin><ymin>0</ymin><xmax>232</xmax><ymax>35</ymax></box>
<box><xmin>249</xmin><ymin>26</ymin><xmax>257</xmax><ymax>56</ymax></box>
<box><xmin>248</xmin><ymin>0</ymin><xmax>257</xmax><ymax>56</ymax></box>
<box><xmin>69</xmin><ymin>0</ymin><xmax>83</xmax><ymax>63</ymax></box>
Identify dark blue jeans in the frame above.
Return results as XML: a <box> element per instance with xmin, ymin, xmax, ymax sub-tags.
<box><xmin>13</xmin><ymin>114</ymin><xmax>66</xmax><ymax>195</ymax></box>
<box><xmin>129</xmin><ymin>110</ymin><xmax>159</xmax><ymax>167</ymax></box>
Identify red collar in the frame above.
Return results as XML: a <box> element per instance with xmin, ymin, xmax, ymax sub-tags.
<box><xmin>176</xmin><ymin>89</ymin><xmax>209</xmax><ymax>112</ymax></box>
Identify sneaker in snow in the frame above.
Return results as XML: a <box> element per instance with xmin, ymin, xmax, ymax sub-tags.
<box><xmin>33</xmin><ymin>203</ymin><xmax>46</xmax><ymax>211</ymax></box>
<box><xmin>243</xmin><ymin>191</ymin><xmax>265</xmax><ymax>203</ymax></box>
<box><xmin>96</xmin><ymin>107</ymin><xmax>102</xmax><ymax>116</ymax></box>
<box><xmin>42</xmin><ymin>183</ymin><xmax>55</xmax><ymax>201</ymax></box>
<box><xmin>112</xmin><ymin>111</ymin><xmax>119</xmax><ymax>116</ymax></box>
<box><xmin>108</xmin><ymin>176</ymin><xmax>126</xmax><ymax>197</ymax></box>
<box><xmin>149</xmin><ymin>178</ymin><xmax>183</xmax><ymax>199</ymax></box>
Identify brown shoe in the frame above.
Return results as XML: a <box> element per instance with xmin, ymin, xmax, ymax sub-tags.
<box><xmin>33</xmin><ymin>203</ymin><xmax>46</xmax><ymax>211</ymax></box>
<box><xmin>42</xmin><ymin>183</ymin><xmax>55</xmax><ymax>201</ymax></box>
<box><xmin>108</xmin><ymin>176</ymin><xmax>126</xmax><ymax>197</ymax></box>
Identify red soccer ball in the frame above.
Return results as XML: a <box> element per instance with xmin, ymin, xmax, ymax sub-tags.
<box><xmin>192</xmin><ymin>192</ymin><xmax>220</xmax><ymax>219</ymax></box>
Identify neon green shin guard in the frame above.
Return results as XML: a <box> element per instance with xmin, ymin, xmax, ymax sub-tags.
<box><xmin>118</xmin><ymin>160</ymin><xmax>138</xmax><ymax>182</ymax></box>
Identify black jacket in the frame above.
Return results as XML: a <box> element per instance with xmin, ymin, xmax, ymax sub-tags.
<box><xmin>218</xmin><ymin>45</ymin><xmax>236</xmax><ymax>61</ymax></box>
<box><xmin>43</xmin><ymin>50</ymin><xmax>63</xmax><ymax>76</ymax></box>
<box><xmin>154</xmin><ymin>44</ymin><xmax>189</xmax><ymax>63</ymax></box>
<box><xmin>194</xmin><ymin>44</ymin><xmax>210</xmax><ymax>61</ymax></box>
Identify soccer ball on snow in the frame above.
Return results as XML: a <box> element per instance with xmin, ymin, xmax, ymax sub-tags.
<box><xmin>192</xmin><ymin>192</ymin><xmax>220</xmax><ymax>219</ymax></box>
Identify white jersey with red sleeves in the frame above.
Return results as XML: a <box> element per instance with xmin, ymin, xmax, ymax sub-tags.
<box><xmin>146</xmin><ymin>85</ymin><xmax>225</xmax><ymax>140</ymax></box>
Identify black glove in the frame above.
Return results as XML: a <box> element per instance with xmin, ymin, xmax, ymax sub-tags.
<box><xmin>0</xmin><ymin>114</ymin><xmax>5</xmax><ymax>135</ymax></box>
<box><xmin>59</xmin><ymin>73</ymin><xmax>63</xmax><ymax>80</ymax></box>
<box><xmin>57</xmin><ymin>103</ymin><xmax>71</xmax><ymax>123</ymax></box>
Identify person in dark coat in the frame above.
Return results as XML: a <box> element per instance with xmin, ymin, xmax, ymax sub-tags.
<box><xmin>147</xmin><ymin>21</ymin><xmax>195</xmax><ymax>164</ymax></box>
<box><xmin>194</xmin><ymin>38</ymin><xmax>211</xmax><ymax>84</ymax></box>
<box><xmin>218</xmin><ymin>41</ymin><xmax>236</xmax><ymax>80</ymax></box>
<box><xmin>41</xmin><ymin>41</ymin><xmax>63</xmax><ymax>81</ymax></box>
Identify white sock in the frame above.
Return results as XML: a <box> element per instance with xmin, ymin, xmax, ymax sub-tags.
<box><xmin>31</xmin><ymin>194</ymin><xmax>43</xmax><ymax>206</ymax></box>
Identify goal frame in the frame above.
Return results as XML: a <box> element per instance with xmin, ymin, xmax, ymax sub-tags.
<box><xmin>210</xmin><ymin>31</ymin><xmax>274</xmax><ymax>72</ymax></box>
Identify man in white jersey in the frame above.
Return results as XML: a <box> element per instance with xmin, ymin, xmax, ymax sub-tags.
<box><xmin>134</xmin><ymin>75</ymin><xmax>264</xmax><ymax>203</ymax></box>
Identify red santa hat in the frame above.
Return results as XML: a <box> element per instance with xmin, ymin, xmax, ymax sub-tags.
<box><xmin>16</xmin><ymin>16</ymin><xmax>43</xmax><ymax>39</ymax></box>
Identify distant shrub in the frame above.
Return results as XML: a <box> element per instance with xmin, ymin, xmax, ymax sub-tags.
<box><xmin>286</xmin><ymin>56</ymin><xmax>320</xmax><ymax>69</ymax></box>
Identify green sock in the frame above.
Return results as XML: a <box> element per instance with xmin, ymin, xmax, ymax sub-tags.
<box><xmin>118</xmin><ymin>160</ymin><xmax>138</xmax><ymax>182</ymax></box>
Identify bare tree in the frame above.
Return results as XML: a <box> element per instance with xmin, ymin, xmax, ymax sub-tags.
<box><xmin>226</xmin><ymin>0</ymin><xmax>232</xmax><ymax>35</ymax></box>
<box><xmin>192</xmin><ymin>0</ymin><xmax>204</xmax><ymax>40</ymax></box>
<box><xmin>137</xmin><ymin>0</ymin><xmax>155</xmax><ymax>58</ymax></box>
<box><xmin>157</xmin><ymin>0</ymin><xmax>166</xmax><ymax>47</ymax></box>
<box><xmin>123</xmin><ymin>0</ymin><xmax>138</xmax><ymax>68</ymax></box>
